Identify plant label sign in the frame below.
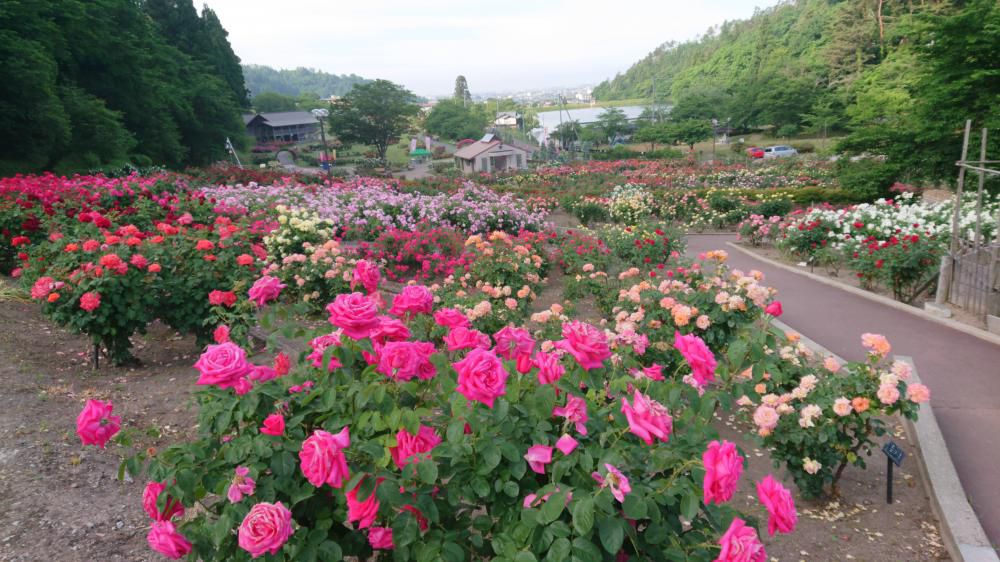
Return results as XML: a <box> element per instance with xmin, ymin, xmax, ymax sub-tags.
<box><xmin>882</xmin><ymin>441</ymin><xmax>905</xmax><ymax>467</ymax></box>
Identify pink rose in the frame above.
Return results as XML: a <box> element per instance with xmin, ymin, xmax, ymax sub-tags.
<box><xmin>248</xmin><ymin>275</ymin><xmax>285</xmax><ymax>306</ymax></box>
<box><xmin>194</xmin><ymin>342</ymin><xmax>251</xmax><ymax>389</ymax></box>
<box><xmin>524</xmin><ymin>444</ymin><xmax>554</xmax><ymax>474</ymax></box>
<box><xmin>274</xmin><ymin>352</ymin><xmax>291</xmax><ymax>376</ymax></box>
<box><xmin>765</xmin><ymin>301</ymin><xmax>783</xmax><ymax>317</ymax></box>
<box><xmin>76</xmin><ymin>399</ymin><xmax>120</xmax><ymax>448</ymax></box>
<box><xmin>592</xmin><ymin>463</ymin><xmax>631</xmax><ymax>503</ymax></box>
<box><xmin>377</xmin><ymin>341</ymin><xmax>437</xmax><ymax>381</ymax></box>
<box><xmin>434</xmin><ymin>307</ymin><xmax>471</xmax><ymax>329</ymax></box>
<box><xmin>703</xmin><ymin>440</ymin><xmax>743</xmax><ymax>505</ymax></box>
<box><xmin>555</xmin><ymin>434</ymin><xmax>578</xmax><ymax>455</ymax></box>
<box><xmin>351</xmin><ymin>259</ymin><xmax>381</xmax><ymax>294</ymax></box>
<box><xmin>238</xmin><ymin>501</ymin><xmax>294</xmax><ymax>558</ymax></box>
<box><xmin>213</xmin><ymin>324</ymin><xmax>230</xmax><ymax>344</ymax></box>
<box><xmin>368</xmin><ymin>526</ymin><xmax>394</xmax><ymax>550</ymax></box>
<box><xmin>621</xmin><ymin>389</ymin><xmax>673</xmax><ymax>445</ymax></box>
<box><xmin>142</xmin><ymin>481</ymin><xmax>184</xmax><ymax>521</ymax></box>
<box><xmin>453</xmin><ymin>348</ymin><xmax>509</xmax><ymax>408</ymax></box>
<box><xmin>493</xmin><ymin>326</ymin><xmax>535</xmax><ymax>360</ymax></box>
<box><xmin>753</xmin><ymin>405</ymin><xmax>779</xmax><ymax>433</ymax></box>
<box><xmin>327</xmin><ymin>292</ymin><xmax>380</xmax><ymax>339</ymax></box>
<box><xmin>390</xmin><ymin>425</ymin><xmax>442</xmax><ymax>469</ymax></box>
<box><xmin>208</xmin><ymin>290</ymin><xmax>237</xmax><ymax>307</ymax></box>
<box><xmin>346</xmin><ymin>476</ymin><xmax>384</xmax><ymax>529</ymax></box>
<box><xmin>371</xmin><ymin>316</ymin><xmax>411</xmax><ymax>346</ymax></box>
<box><xmin>534</xmin><ymin>351</ymin><xmax>565</xmax><ymax>385</ymax></box>
<box><xmin>248</xmin><ymin>365</ymin><xmax>278</xmax><ymax>383</ymax></box>
<box><xmin>260</xmin><ymin>413</ymin><xmax>285</xmax><ymax>436</ymax></box>
<box><xmin>674</xmin><ymin>331</ymin><xmax>717</xmax><ymax>387</ymax></box>
<box><xmin>716</xmin><ymin>517</ymin><xmax>767</xmax><ymax>562</ymax></box>
<box><xmin>640</xmin><ymin>363</ymin><xmax>665</xmax><ymax>381</ymax></box>
<box><xmin>228</xmin><ymin>466</ymin><xmax>256</xmax><ymax>503</ymax></box>
<box><xmin>299</xmin><ymin>427</ymin><xmax>351</xmax><ymax>488</ymax></box>
<box><xmin>553</xmin><ymin>394</ymin><xmax>588</xmax><ymax>435</ymax></box>
<box><xmin>756</xmin><ymin>475</ymin><xmax>797</xmax><ymax>536</ymax></box>
<box><xmin>307</xmin><ymin>333</ymin><xmax>344</xmax><ymax>372</ymax></box>
<box><xmin>389</xmin><ymin>284</ymin><xmax>433</xmax><ymax>318</ymax></box>
<box><xmin>80</xmin><ymin>291</ymin><xmax>101</xmax><ymax>312</ymax></box>
<box><xmin>877</xmin><ymin>383</ymin><xmax>900</xmax><ymax>405</ymax></box>
<box><xmin>444</xmin><ymin>326</ymin><xmax>492</xmax><ymax>351</ymax></box>
<box><xmin>147</xmin><ymin>521</ymin><xmax>192</xmax><ymax>560</ymax></box>
<box><xmin>555</xmin><ymin>321</ymin><xmax>611</xmax><ymax>370</ymax></box>
<box><xmin>906</xmin><ymin>383</ymin><xmax>931</xmax><ymax>403</ymax></box>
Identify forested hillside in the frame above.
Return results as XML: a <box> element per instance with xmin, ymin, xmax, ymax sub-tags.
<box><xmin>242</xmin><ymin>65</ymin><xmax>369</xmax><ymax>98</ymax></box>
<box><xmin>594</xmin><ymin>0</ymin><xmax>999</xmax><ymax>183</ymax></box>
<box><xmin>0</xmin><ymin>0</ymin><xmax>248</xmax><ymax>174</ymax></box>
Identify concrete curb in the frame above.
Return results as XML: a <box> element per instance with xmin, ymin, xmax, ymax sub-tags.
<box><xmin>725</xmin><ymin>242</ymin><xmax>1000</xmax><ymax>348</ymax></box>
<box><xmin>896</xmin><ymin>356</ymin><xmax>1000</xmax><ymax>562</ymax></box>
<box><xmin>771</xmin><ymin>318</ymin><xmax>998</xmax><ymax>562</ymax></box>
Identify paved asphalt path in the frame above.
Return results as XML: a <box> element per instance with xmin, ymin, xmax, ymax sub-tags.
<box><xmin>686</xmin><ymin>234</ymin><xmax>1000</xmax><ymax>548</ymax></box>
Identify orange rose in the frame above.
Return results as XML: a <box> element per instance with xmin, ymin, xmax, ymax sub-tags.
<box><xmin>852</xmin><ymin>397</ymin><xmax>871</xmax><ymax>413</ymax></box>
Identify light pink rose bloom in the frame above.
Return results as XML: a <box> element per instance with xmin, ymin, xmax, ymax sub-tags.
<box><xmin>194</xmin><ymin>342</ymin><xmax>251</xmax><ymax>389</ymax></box>
<box><xmin>592</xmin><ymin>463</ymin><xmax>630</xmax><ymax>503</ymax></box>
<box><xmin>621</xmin><ymin>389</ymin><xmax>673</xmax><ymax>445</ymax></box>
<box><xmin>524</xmin><ymin>444</ymin><xmax>554</xmax><ymax>474</ymax></box>
<box><xmin>76</xmin><ymin>399</ymin><xmax>121</xmax><ymax>448</ymax></box>
<box><xmin>757</xmin><ymin>475</ymin><xmax>797</xmax><ymax>536</ymax></box>
<box><xmin>444</xmin><ymin>326</ymin><xmax>492</xmax><ymax>351</ymax></box>
<box><xmin>803</xmin><ymin>457</ymin><xmax>822</xmax><ymax>474</ymax></box>
<box><xmin>453</xmin><ymin>348</ymin><xmax>509</xmax><ymax>408</ymax></box>
<box><xmin>238</xmin><ymin>501</ymin><xmax>294</xmax><ymax>558</ymax></box>
<box><xmin>248</xmin><ymin>275</ymin><xmax>285</xmax><ymax>306</ymax></box>
<box><xmin>351</xmin><ymin>260</ymin><xmax>381</xmax><ymax>294</ymax></box>
<box><xmin>764</xmin><ymin>301</ymin><xmax>783</xmax><ymax>317</ymax></box>
<box><xmin>390</xmin><ymin>425</ymin><xmax>442</xmax><ymax>469</ymax></box>
<box><xmin>299</xmin><ymin>427</ymin><xmax>351</xmax><ymax>488</ymax></box>
<box><xmin>553</xmin><ymin>394</ymin><xmax>588</xmax><ymax>435</ymax></box>
<box><xmin>260</xmin><ymin>413</ymin><xmax>285</xmax><ymax>436</ymax></box>
<box><xmin>377</xmin><ymin>341</ymin><xmax>437</xmax><ymax>381</ymax></box>
<box><xmin>716</xmin><ymin>517</ymin><xmax>767</xmax><ymax>562</ymax></box>
<box><xmin>555</xmin><ymin>434</ymin><xmax>578</xmax><ymax>455</ymax></box>
<box><xmin>389</xmin><ymin>284</ymin><xmax>434</xmax><ymax>318</ymax></box>
<box><xmin>368</xmin><ymin>526</ymin><xmax>394</xmax><ymax>550</ymax></box>
<box><xmin>823</xmin><ymin>356</ymin><xmax>841</xmax><ymax>372</ymax></box>
<box><xmin>346</xmin><ymin>477</ymin><xmax>383</xmax><ymax>529</ymax></box>
<box><xmin>555</xmin><ymin>321</ymin><xmax>611</xmax><ymax>370</ymax></box>
<box><xmin>147</xmin><ymin>521</ymin><xmax>192</xmax><ymax>560</ymax></box>
<box><xmin>534</xmin><ymin>351</ymin><xmax>565</xmax><ymax>385</ymax></box>
<box><xmin>877</xmin><ymin>383</ymin><xmax>900</xmax><ymax>405</ymax></box>
<box><xmin>674</xmin><ymin>331</ymin><xmax>717</xmax><ymax>386</ymax></box>
<box><xmin>906</xmin><ymin>383</ymin><xmax>931</xmax><ymax>403</ymax></box>
<box><xmin>371</xmin><ymin>316</ymin><xmax>411</xmax><ymax>346</ymax></box>
<box><xmin>703</xmin><ymin>440</ymin><xmax>743</xmax><ymax>505</ymax></box>
<box><xmin>434</xmin><ymin>307</ymin><xmax>471</xmax><ymax>329</ymax></box>
<box><xmin>228</xmin><ymin>466</ymin><xmax>256</xmax><ymax>503</ymax></box>
<box><xmin>326</xmin><ymin>292</ymin><xmax>380</xmax><ymax>340</ymax></box>
<box><xmin>833</xmin><ymin>397</ymin><xmax>853</xmax><ymax>417</ymax></box>
<box><xmin>493</xmin><ymin>326</ymin><xmax>535</xmax><ymax>360</ymax></box>
<box><xmin>143</xmin><ymin>481</ymin><xmax>184</xmax><ymax>521</ymax></box>
<box><xmin>861</xmin><ymin>332</ymin><xmax>891</xmax><ymax>357</ymax></box>
<box><xmin>753</xmin><ymin>405</ymin><xmax>779</xmax><ymax>434</ymax></box>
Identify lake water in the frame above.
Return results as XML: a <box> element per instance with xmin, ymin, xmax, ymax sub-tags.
<box><xmin>532</xmin><ymin>105</ymin><xmax>649</xmax><ymax>144</ymax></box>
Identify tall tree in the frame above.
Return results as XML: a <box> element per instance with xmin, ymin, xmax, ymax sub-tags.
<box><xmin>425</xmin><ymin>99</ymin><xmax>488</xmax><ymax>141</ymax></box>
<box><xmin>328</xmin><ymin>80</ymin><xmax>419</xmax><ymax>161</ymax></box>
<box><xmin>454</xmin><ymin>75</ymin><xmax>470</xmax><ymax>102</ymax></box>
<box><xmin>594</xmin><ymin>108</ymin><xmax>630</xmax><ymax>143</ymax></box>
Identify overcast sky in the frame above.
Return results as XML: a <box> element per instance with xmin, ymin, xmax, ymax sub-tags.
<box><xmin>203</xmin><ymin>1</ymin><xmax>780</xmax><ymax>97</ymax></box>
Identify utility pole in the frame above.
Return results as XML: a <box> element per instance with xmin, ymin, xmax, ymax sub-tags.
<box><xmin>311</xmin><ymin>108</ymin><xmax>332</xmax><ymax>180</ymax></box>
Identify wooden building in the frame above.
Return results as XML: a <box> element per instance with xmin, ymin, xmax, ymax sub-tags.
<box><xmin>243</xmin><ymin>112</ymin><xmax>320</xmax><ymax>144</ymax></box>
<box><xmin>454</xmin><ymin>134</ymin><xmax>531</xmax><ymax>174</ymax></box>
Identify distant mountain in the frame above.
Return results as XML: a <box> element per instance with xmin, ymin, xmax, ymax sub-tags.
<box><xmin>242</xmin><ymin>65</ymin><xmax>369</xmax><ymax>98</ymax></box>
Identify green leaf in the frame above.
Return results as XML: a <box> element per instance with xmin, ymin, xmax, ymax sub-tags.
<box><xmin>446</xmin><ymin>421</ymin><xmax>466</xmax><ymax>444</ymax></box>
<box><xmin>571</xmin><ymin>497</ymin><xmax>595</xmax><ymax>535</ymax></box>
<box><xmin>537</xmin><ymin>490</ymin><xmax>567</xmax><ymax>524</ymax></box>
<box><xmin>622</xmin><ymin>494</ymin><xmax>647</xmax><ymax>520</ymax></box>
<box><xmin>271</xmin><ymin>451</ymin><xmax>296</xmax><ymax>479</ymax></box>
<box><xmin>416</xmin><ymin>459</ymin><xmax>438</xmax><ymax>484</ymax></box>
<box><xmin>503</xmin><ymin>481</ymin><xmax>520</xmax><ymax>497</ymax></box>
<box><xmin>514</xmin><ymin>553</ymin><xmax>538</xmax><ymax>562</ymax></box>
<box><xmin>598</xmin><ymin>517</ymin><xmax>624</xmax><ymax>555</ymax></box>
<box><xmin>547</xmin><ymin>537</ymin><xmax>571</xmax><ymax>562</ymax></box>
<box><xmin>402</xmin><ymin>409</ymin><xmax>421</xmax><ymax>435</ymax></box>
<box><xmin>442</xmin><ymin>542</ymin><xmax>465</xmax><ymax>562</ymax></box>
<box><xmin>680</xmin><ymin>493</ymin><xmax>699</xmax><ymax>520</ymax></box>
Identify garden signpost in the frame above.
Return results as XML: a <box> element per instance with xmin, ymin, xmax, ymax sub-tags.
<box><xmin>882</xmin><ymin>440</ymin><xmax>906</xmax><ymax>504</ymax></box>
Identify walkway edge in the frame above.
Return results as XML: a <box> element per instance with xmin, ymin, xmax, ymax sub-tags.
<box><xmin>725</xmin><ymin>242</ymin><xmax>1000</xmax><ymax>347</ymax></box>
<box><xmin>772</xmin><ymin>317</ymin><xmax>998</xmax><ymax>562</ymax></box>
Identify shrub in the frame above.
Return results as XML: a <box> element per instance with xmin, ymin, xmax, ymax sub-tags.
<box><xmin>566</xmin><ymin>197</ymin><xmax>610</xmax><ymax>226</ymax></box>
<box><xmin>600</xmin><ymin>223</ymin><xmax>685</xmax><ymax>267</ymax></box>
<box><xmin>754</xmin><ymin>198</ymin><xmax>793</xmax><ymax>218</ymax></box>
<box><xmin>607</xmin><ymin>184</ymin><xmax>654</xmax><ymax>224</ymax></box>
<box><xmin>835</xmin><ymin>159</ymin><xmax>902</xmax><ymax>201</ymax></box>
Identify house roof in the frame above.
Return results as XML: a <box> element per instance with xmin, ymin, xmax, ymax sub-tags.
<box><xmin>242</xmin><ymin>113</ymin><xmax>257</xmax><ymax>125</ymax></box>
<box><xmin>243</xmin><ymin>111</ymin><xmax>319</xmax><ymax>128</ymax></box>
<box><xmin>454</xmin><ymin>140</ymin><xmax>529</xmax><ymax>160</ymax></box>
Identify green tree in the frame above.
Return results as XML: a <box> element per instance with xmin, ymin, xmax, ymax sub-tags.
<box><xmin>594</xmin><ymin>107</ymin><xmax>630</xmax><ymax>143</ymax></box>
<box><xmin>328</xmin><ymin>79</ymin><xmax>419</xmax><ymax>161</ymax></box>
<box><xmin>425</xmin><ymin>98</ymin><xmax>487</xmax><ymax>141</ymax></box>
<box><xmin>454</xmin><ymin>75</ymin><xmax>470</xmax><ymax>102</ymax></box>
<box><xmin>633</xmin><ymin>122</ymin><xmax>673</xmax><ymax>150</ymax></box>
<box><xmin>668</xmin><ymin>119</ymin><xmax>713</xmax><ymax>150</ymax></box>
<box><xmin>252</xmin><ymin>91</ymin><xmax>300</xmax><ymax>113</ymax></box>
<box><xmin>551</xmin><ymin>121</ymin><xmax>580</xmax><ymax>149</ymax></box>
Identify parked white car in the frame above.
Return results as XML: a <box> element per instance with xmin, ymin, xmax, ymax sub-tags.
<box><xmin>763</xmin><ymin>145</ymin><xmax>798</xmax><ymax>158</ymax></box>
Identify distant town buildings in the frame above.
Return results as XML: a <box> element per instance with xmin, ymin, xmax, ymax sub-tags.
<box><xmin>494</xmin><ymin>111</ymin><xmax>522</xmax><ymax>128</ymax></box>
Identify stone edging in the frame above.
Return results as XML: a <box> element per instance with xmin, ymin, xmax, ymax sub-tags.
<box><xmin>726</xmin><ymin>242</ymin><xmax>1000</xmax><ymax>348</ymax></box>
<box><xmin>771</xmin><ymin>318</ymin><xmax>998</xmax><ymax>562</ymax></box>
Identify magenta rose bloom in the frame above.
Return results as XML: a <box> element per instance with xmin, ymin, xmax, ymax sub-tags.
<box><xmin>351</xmin><ymin>259</ymin><xmax>381</xmax><ymax>294</ymax></box>
<box><xmin>307</xmin><ymin>332</ymin><xmax>344</xmax><ymax>372</ymax></box>
<box><xmin>756</xmin><ymin>475</ymin><xmax>797</xmax><ymax>536</ymax></box>
<box><xmin>674</xmin><ymin>331</ymin><xmax>717</xmax><ymax>386</ymax></box>
<box><xmin>764</xmin><ymin>300</ymin><xmax>783</xmax><ymax>317</ymax></box>
<box><xmin>376</xmin><ymin>341</ymin><xmax>437</xmax><ymax>381</ymax></box>
<box><xmin>248</xmin><ymin>275</ymin><xmax>285</xmax><ymax>306</ymax></box>
<box><xmin>716</xmin><ymin>517</ymin><xmax>767</xmax><ymax>562</ymax></box>
<box><xmin>434</xmin><ymin>307</ymin><xmax>471</xmax><ymax>329</ymax></box>
<box><xmin>346</xmin><ymin>476</ymin><xmax>384</xmax><ymax>529</ymax></box>
<box><xmin>299</xmin><ymin>427</ymin><xmax>351</xmax><ymax>488</ymax></box>
<box><xmin>552</xmin><ymin>394</ymin><xmax>589</xmax><ymax>435</ymax></box>
<box><xmin>524</xmin><ymin>444</ymin><xmax>554</xmax><ymax>474</ymax></box>
<box><xmin>143</xmin><ymin>481</ymin><xmax>184</xmax><ymax>521</ymax></box>
<box><xmin>703</xmin><ymin>440</ymin><xmax>743</xmax><ymax>505</ymax></box>
<box><xmin>453</xmin><ymin>347</ymin><xmax>509</xmax><ymax>408</ymax></box>
<box><xmin>238</xmin><ymin>501</ymin><xmax>294</xmax><ymax>558</ymax></box>
<box><xmin>390</xmin><ymin>425</ymin><xmax>442</xmax><ymax>469</ymax></box>
<box><xmin>260</xmin><ymin>413</ymin><xmax>285</xmax><ymax>436</ymax></box>
<box><xmin>389</xmin><ymin>284</ymin><xmax>434</xmax><ymax>319</ymax></box>
<box><xmin>327</xmin><ymin>292</ymin><xmax>380</xmax><ymax>340</ymax></box>
<box><xmin>213</xmin><ymin>324</ymin><xmax>230</xmax><ymax>344</ymax></box>
<box><xmin>76</xmin><ymin>399</ymin><xmax>121</xmax><ymax>448</ymax></box>
<box><xmin>147</xmin><ymin>521</ymin><xmax>192</xmax><ymax>560</ymax></box>
<box><xmin>534</xmin><ymin>351</ymin><xmax>565</xmax><ymax>385</ymax></box>
<box><xmin>79</xmin><ymin>291</ymin><xmax>101</xmax><ymax>312</ymax></box>
<box><xmin>621</xmin><ymin>389</ymin><xmax>673</xmax><ymax>445</ymax></box>
<box><xmin>228</xmin><ymin>466</ymin><xmax>257</xmax><ymax>504</ymax></box>
<box><xmin>371</xmin><ymin>316</ymin><xmax>411</xmax><ymax>346</ymax></box>
<box><xmin>368</xmin><ymin>526</ymin><xmax>394</xmax><ymax>550</ymax></box>
<box><xmin>444</xmin><ymin>326</ymin><xmax>492</xmax><ymax>351</ymax></box>
<box><xmin>194</xmin><ymin>341</ymin><xmax>251</xmax><ymax>389</ymax></box>
<box><xmin>555</xmin><ymin>321</ymin><xmax>611</xmax><ymax>370</ymax></box>
<box><xmin>493</xmin><ymin>326</ymin><xmax>535</xmax><ymax>360</ymax></box>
